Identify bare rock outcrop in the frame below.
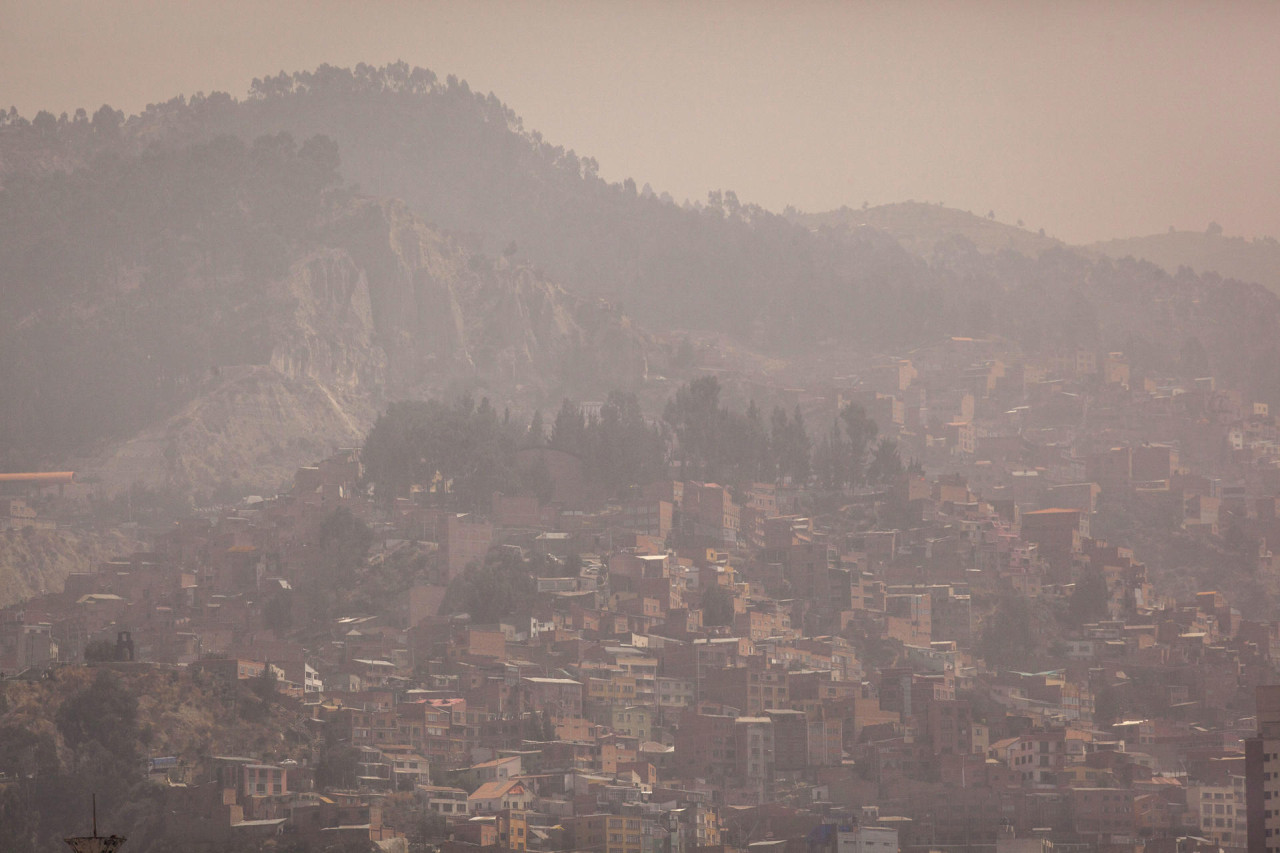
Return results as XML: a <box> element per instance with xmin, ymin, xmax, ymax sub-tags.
<box><xmin>86</xmin><ymin>198</ymin><xmax>649</xmax><ymax>496</ymax></box>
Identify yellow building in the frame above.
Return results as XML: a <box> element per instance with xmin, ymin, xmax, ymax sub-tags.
<box><xmin>610</xmin><ymin>705</ymin><xmax>652</xmax><ymax>741</ymax></box>
<box><xmin>567</xmin><ymin>814</ymin><xmax>642</xmax><ymax>853</ymax></box>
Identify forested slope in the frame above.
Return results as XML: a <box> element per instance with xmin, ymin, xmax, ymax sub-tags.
<box><xmin>6</xmin><ymin>62</ymin><xmax>1280</xmax><ymax>486</ymax></box>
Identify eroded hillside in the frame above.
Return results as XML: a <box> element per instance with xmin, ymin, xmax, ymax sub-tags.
<box><xmin>0</xmin><ymin>135</ymin><xmax>647</xmax><ymax>496</ymax></box>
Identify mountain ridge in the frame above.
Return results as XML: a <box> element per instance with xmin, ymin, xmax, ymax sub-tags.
<box><xmin>1088</xmin><ymin>228</ymin><xmax>1280</xmax><ymax>294</ymax></box>
<box><xmin>789</xmin><ymin>201</ymin><xmax>1066</xmax><ymax>260</ymax></box>
<box><xmin>6</xmin><ymin>63</ymin><xmax>1280</xmax><ymax>496</ymax></box>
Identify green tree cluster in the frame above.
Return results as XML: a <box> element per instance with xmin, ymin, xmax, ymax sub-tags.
<box><xmin>813</xmin><ymin>402</ymin><xmax>881</xmax><ymax>492</ymax></box>
<box><xmin>663</xmin><ymin>376</ymin><xmax>811</xmax><ymax>487</ymax></box>
<box><xmin>314</xmin><ymin>742</ymin><xmax>361</xmax><ymax>791</ymax></box>
<box><xmin>548</xmin><ymin>391</ymin><xmax>666</xmax><ymax>498</ymax></box>
<box><xmin>1066</xmin><ymin>569</ymin><xmax>1109</xmax><ymax>626</ymax></box>
<box><xmin>978</xmin><ymin>594</ymin><xmax>1048</xmax><ymax>671</ymax></box>
<box><xmin>363</xmin><ymin>380</ymin><xmax>826</xmax><ymax>509</ymax></box>
<box><xmin>866</xmin><ymin>437</ymin><xmax>905</xmax><ymax>485</ymax></box>
<box><xmin>55</xmin><ymin>669</ymin><xmax>141</xmax><ymax>775</ymax></box>
<box><xmin>298</xmin><ymin>507</ymin><xmax>375</xmax><ymax>622</ymax></box>
<box><xmin>361</xmin><ymin>396</ymin><xmax>525</xmax><ymax>509</ymax></box>
<box><xmin>364</xmin><ymin>392</ymin><xmax>667</xmax><ymax>508</ymax></box>
<box><xmin>440</xmin><ymin>548</ymin><xmax>538</xmax><ymax>624</ymax></box>
<box><xmin>700</xmin><ymin>583</ymin><xmax>736</xmax><ymax>627</ymax></box>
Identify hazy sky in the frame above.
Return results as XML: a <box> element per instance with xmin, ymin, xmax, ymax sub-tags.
<box><xmin>4</xmin><ymin>0</ymin><xmax>1278</xmax><ymax>243</ymax></box>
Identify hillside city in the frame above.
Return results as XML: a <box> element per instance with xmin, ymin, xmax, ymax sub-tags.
<box><xmin>6</xmin><ymin>333</ymin><xmax>1280</xmax><ymax>853</ymax></box>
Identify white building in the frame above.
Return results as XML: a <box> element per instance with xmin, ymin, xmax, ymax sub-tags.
<box><xmin>838</xmin><ymin>825</ymin><xmax>898</xmax><ymax>853</ymax></box>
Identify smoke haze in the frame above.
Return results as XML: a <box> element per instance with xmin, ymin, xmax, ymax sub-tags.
<box><xmin>3</xmin><ymin>1</ymin><xmax>1279</xmax><ymax>243</ymax></box>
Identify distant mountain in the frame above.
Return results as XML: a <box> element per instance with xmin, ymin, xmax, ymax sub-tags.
<box><xmin>802</xmin><ymin>204</ymin><xmax>1280</xmax><ymax>300</ymax></box>
<box><xmin>1089</xmin><ymin>227</ymin><xmax>1280</xmax><ymax>295</ymax></box>
<box><xmin>0</xmin><ymin>64</ymin><xmax>944</xmax><ymax>349</ymax></box>
<box><xmin>7</xmin><ymin>62</ymin><xmax>1280</xmax><ymax>490</ymax></box>
<box><xmin>790</xmin><ymin>201</ymin><xmax>1064</xmax><ymax>260</ymax></box>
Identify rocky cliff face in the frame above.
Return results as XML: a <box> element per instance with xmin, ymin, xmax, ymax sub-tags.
<box><xmin>267</xmin><ymin>248</ymin><xmax>388</xmax><ymax>394</ymax></box>
<box><xmin>87</xmin><ymin>197</ymin><xmax>648</xmax><ymax>496</ymax></box>
<box><xmin>91</xmin><ymin>364</ymin><xmax>374</xmax><ymax>496</ymax></box>
<box><xmin>333</xmin><ymin>198</ymin><xmax>648</xmax><ymax>392</ymax></box>
<box><xmin>0</xmin><ymin>527</ymin><xmax>135</xmax><ymax>607</ymax></box>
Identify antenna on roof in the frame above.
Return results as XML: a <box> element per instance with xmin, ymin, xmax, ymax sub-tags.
<box><xmin>63</xmin><ymin>792</ymin><xmax>128</xmax><ymax>852</ymax></box>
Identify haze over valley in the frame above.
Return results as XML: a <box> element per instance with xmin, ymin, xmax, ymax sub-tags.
<box><xmin>4</xmin><ymin>7</ymin><xmax>1280</xmax><ymax>853</ymax></box>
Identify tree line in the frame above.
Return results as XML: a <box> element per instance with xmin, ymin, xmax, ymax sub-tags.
<box><xmin>362</xmin><ymin>376</ymin><xmax>911</xmax><ymax>514</ymax></box>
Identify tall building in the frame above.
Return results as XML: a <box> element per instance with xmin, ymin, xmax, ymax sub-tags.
<box><xmin>1246</xmin><ymin>684</ymin><xmax>1280</xmax><ymax>852</ymax></box>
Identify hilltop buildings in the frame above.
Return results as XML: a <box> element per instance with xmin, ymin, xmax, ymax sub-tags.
<box><xmin>8</xmin><ymin>338</ymin><xmax>1280</xmax><ymax>853</ymax></box>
